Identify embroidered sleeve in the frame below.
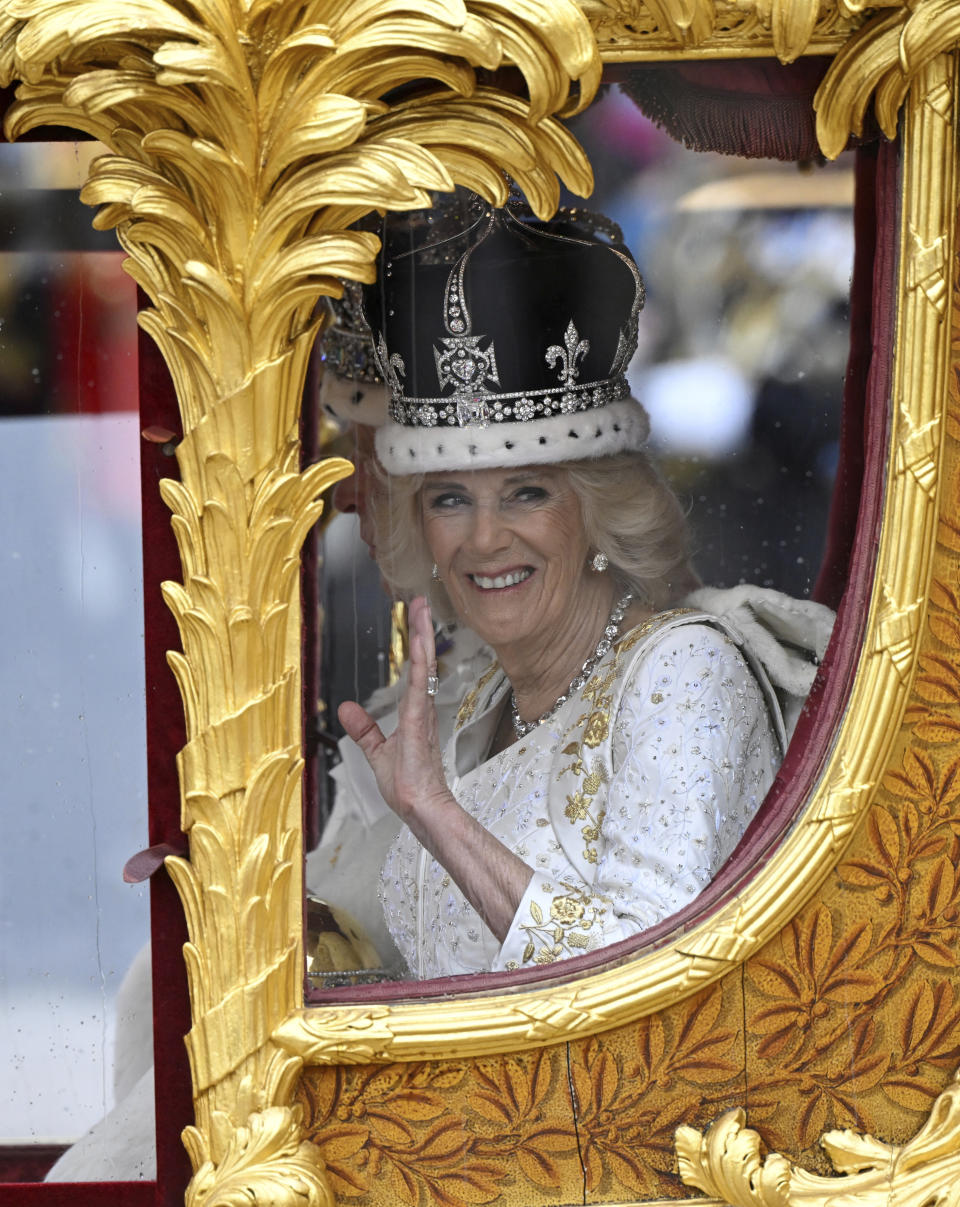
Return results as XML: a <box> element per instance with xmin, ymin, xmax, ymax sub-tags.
<box><xmin>494</xmin><ymin>624</ymin><xmax>780</xmax><ymax>972</ymax></box>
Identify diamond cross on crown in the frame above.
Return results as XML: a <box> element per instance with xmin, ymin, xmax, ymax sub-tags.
<box><xmin>435</xmin><ymin>333</ymin><xmax>500</xmax><ymax>412</ymax></box>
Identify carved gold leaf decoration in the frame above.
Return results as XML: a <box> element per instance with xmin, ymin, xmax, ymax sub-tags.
<box><xmin>593</xmin><ymin>0</ymin><xmax>718</xmax><ymax>46</ymax></box>
<box><xmin>677</xmin><ymin>1069</ymin><xmax>960</xmax><ymax>1207</ymax></box>
<box><xmin>172</xmin><ymin>1051</ymin><xmax>330</xmax><ymax>1205</ymax></box>
<box><xmin>752</xmin><ymin>0</ymin><xmax>821</xmax><ymax>63</ymax></box>
<box><xmin>814</xmin><ymin>2</ymin><xmax>960</xmax><ymax>158</ymax></box>
<box><xmin>907</xmin><ymin>232</ymin><xmax>949</xmax><ymax>319</ymax></box>
<box><xmin>274</xmin><ymin>1008</ymin><xmax>397</xmax><ymax>1067</ymax></box>
<box><xmin>184</xmin><ymin>1104</ymin><xmax>332</xmax><ymax>1207</ymax></box>
<box><xmin>3</xmin><ymin>7</ymin><xmax>960</xmax><ymax>1207</ymax></box>
<box><xmin>897</xmin><ymin>407</ymin><xmax>943</xmax><ymax>497</ymax></box>
<box><xmin>294</xmin><ymin>985</ymin><xmax>747</xmax><ymax>1203</ymax></box>
<box><xmin>580</xmin><ymin>0</ymin><xmax>865</xmax><ymax>61</ymax></box>
<box><xmin>579</xmin><ymin>3</ymin><xmax>954</xmax><ymax>166</ymax></box>
<box><xmin>677</xmin><ymin>1109</ymin><xmax>791</xmax><ymax>1207</ymax></box>
<box><xmin>0</xmin><ymin>1</ymin><xmax>597</xmax><ymax>469</ymax></box>
<box><xmin>183</xmin><ymin>1052</ymin><xmax>333</xmax><ymax>1207</ymax></box>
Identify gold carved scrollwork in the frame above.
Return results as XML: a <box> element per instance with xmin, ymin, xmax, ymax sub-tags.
<box><xmin>678</xmin><ymin>1110</ymin><xmax>791</xmax><ymax>1207</ymax></box>
<box><xmin>677</xmin><ymin>1069</ymin><xmax>960</xmax><ymax>1207</ymax></box>
<box><xmin>814</xmin><ymin>4</ymin><xmax>960</xmax><ymax>157</ymax></box>
<box><xmin>580</xmin><ymin>1</ymin><xmax>960</xmax><ymax>168</ymax></box>
<box><xmin>580</xmin><ymin>0</ymin><xmax>863</xmax><ymax>60</ymax></box>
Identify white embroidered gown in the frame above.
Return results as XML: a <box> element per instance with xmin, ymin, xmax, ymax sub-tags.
<box><xmin>380</xmin><ymin>610</ymin><xmax>782</xmax><ymax>979</ymax></box>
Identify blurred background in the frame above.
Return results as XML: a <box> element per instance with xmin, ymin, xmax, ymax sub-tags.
<box><xmin>0</xmin><ymin>141</ymin><xmax>150</xmax><ymax>1173</ymax></box>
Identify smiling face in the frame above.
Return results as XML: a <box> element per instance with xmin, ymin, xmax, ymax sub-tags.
<box><xmin>420</xmin><ymin>466</ymin><xmax>601</xmax><ymax>654</ymax></box>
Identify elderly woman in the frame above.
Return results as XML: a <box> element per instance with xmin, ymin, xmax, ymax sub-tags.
<box><xmin>339</xmin><ymin>203</ymin><xmax>800</xmax><ymax>979</ymax></box>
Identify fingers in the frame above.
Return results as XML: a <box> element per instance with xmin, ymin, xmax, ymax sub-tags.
<box><xmin>338</xmin><ymin>700</ymin><xmax>385</xmax><ymax>756</ymax></box>
<box><xmin>409</xmin><ymin>596</ymin><xmax>437</xmax><ymax>676</ymax></box>
<box><xmin>403</xmin><ymin>633</ymin><xmax>433</xmax><ymax>713</ymax></box>
<box><xmin>399</xmin><ymin>605</ymin><xmax>440</xmax><ymax>745</ymax></box>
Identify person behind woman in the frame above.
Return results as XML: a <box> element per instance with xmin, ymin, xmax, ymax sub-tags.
<box><xmin>339</xmin><ymin>201</ymin><xmax>819</xmax><ymax>979</ymax></box>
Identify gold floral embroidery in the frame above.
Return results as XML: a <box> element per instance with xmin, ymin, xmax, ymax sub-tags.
<box><xmin>582</xmin><ymin>665</ymin><xmax>618</xmax><ymax>705</ymax></box>
<box><xmin>583</xmin><ymin>710</ymin><xmax>609</xmax><ymax>747</ymax></box>
<box><xmin>554</xmin><ymin>754</ymin><xmax>608</xmax><ymax>862</ymax></box>
<box><xmin>553</xmin><ymin>610</ymin><xmax>696</xmax><ymax>862</ymax></box>
<box><xmin>618</xmin><ymin>606</ymin><xmax>694</xmax><ymax>655</ymax></box>
<box><xmin>564</xmin><ymin>792</ymin><xmax>589</xmax><ymax>821</ymax></box>
<box><xmin>618</xmin><ymin>622</ymin><xmax>652</xmax><ymax>655</ymax></box>
<box><xmin>518</xmin><ymin>885</ymin><xmax>607</xmax><ymax>964</ymax></box>
<box><xmin>550</xmin><ymin>896</ymin><xmax>584</xmax><ymax>923</ymax></box>
<box><xmin>455</xmin><ymin>660</ymin><xmax>501</xmax><ymax>729</ymax></box>
<box><xmin>583</xmin><ymin>766</ymin><xmax>606</xmax><ymax>795</ymax></box>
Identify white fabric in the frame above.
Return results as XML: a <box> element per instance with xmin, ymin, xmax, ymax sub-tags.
<box><xmin>45</xmin><ymin>1067</ymin><xmax>156</xmax><ymax>1182</ymax></box>
<box><xmin>683</xmin><ymin>585</ymin><xmax>835</xmax><ymax>737</ymax></box>
<box><xmin>112</xmin><ymin>943</ymin><xmax>154</xmax><ymax>1104</ymax></box>
<box><xmin>319</xmin><ymin>375</ymin><xmax>389</xmax><ymax>427</ymax></box>
<box><xmin>380</xmin><ymin>610</ymin><xmax>782</xmax><ymax>979</ymax></box>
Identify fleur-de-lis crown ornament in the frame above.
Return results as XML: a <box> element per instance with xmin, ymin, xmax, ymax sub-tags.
<box><xmin>365</xmin><ymin>198</ymin><xmax>650</xmax><ymax>473</ymax></box>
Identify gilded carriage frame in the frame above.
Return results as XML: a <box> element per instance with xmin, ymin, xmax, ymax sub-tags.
<box><xmin>2</xmin><ymin>1</ymin><xmax>960</xmax><ymax>1203</ymax></box>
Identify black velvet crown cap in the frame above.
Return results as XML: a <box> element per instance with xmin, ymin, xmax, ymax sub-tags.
<box><xmin>365</xmin><ymin>204</ymin><xmax>652</xmax><ymax>474</ymax></box>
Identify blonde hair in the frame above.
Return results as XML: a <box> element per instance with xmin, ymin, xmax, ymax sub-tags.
<box><xmin>372</xmin><ymin>450</ymin><xmax>697</xmax><ymax>619</ymax></box>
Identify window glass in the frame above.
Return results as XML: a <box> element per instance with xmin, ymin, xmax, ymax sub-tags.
<box><xmin>309</xmin><ymin>85</ymin><xmax>854</xmax><ymax>991</ymax></box>
<box><xmin>0</xmin><ymin>142</ymin><xmax>150</xmax><ymax>1179</ymax></box>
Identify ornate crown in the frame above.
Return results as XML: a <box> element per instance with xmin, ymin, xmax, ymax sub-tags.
<box><xmin>319</xmin><ymin>281</ymin><xmax>383</xmax><ymax>385</ymax></box>
<box><xmin>364</xmin><ymin>201</ymin><xmax>650</xmax><ymax>473</ymax></box>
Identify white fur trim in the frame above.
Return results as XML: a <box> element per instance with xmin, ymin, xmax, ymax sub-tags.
<box><xmin>685</xmin><ymin>585</ymin><xmax>835</xmax><ymax>691</ymax></box>
<box><xmin>320</xmin><ymin>376</ymin><xmax>389</xmax><ymax>427</ymax></box>
<box><xmin>683</xmin><ymin>584</ymin><xmax>836</xmax><ymax>741</ymax></box>
<box><xmin>376</xmin><ymin>397</ymin><xmax>651</xmax><ymax>473</ymax></box>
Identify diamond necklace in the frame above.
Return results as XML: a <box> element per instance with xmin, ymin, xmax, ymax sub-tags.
<box><xmin>511</xmin><ymin>591</ymin><xmax>634</xmax><ymax>738</ymax></box>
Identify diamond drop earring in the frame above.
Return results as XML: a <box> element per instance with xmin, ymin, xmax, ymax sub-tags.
<box><xmin>431</xmin><ymin>563</ymin><xmax>440</xmax><ymax>580</ymax></box>
<box><xmin>590</xmin><ymin>551</ymin><xmax>608</xmax><ymax>573</ymax></box>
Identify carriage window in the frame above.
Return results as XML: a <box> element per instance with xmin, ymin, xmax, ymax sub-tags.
<box><xmin>307</xmin><ymin>82</ymin><xmax>854</xmax><ymax>994</ymax></box>
<box><xmin>0</xmin><ymin>142</ymin><xmax>151</xmax><ymax>1181</ymax></box>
